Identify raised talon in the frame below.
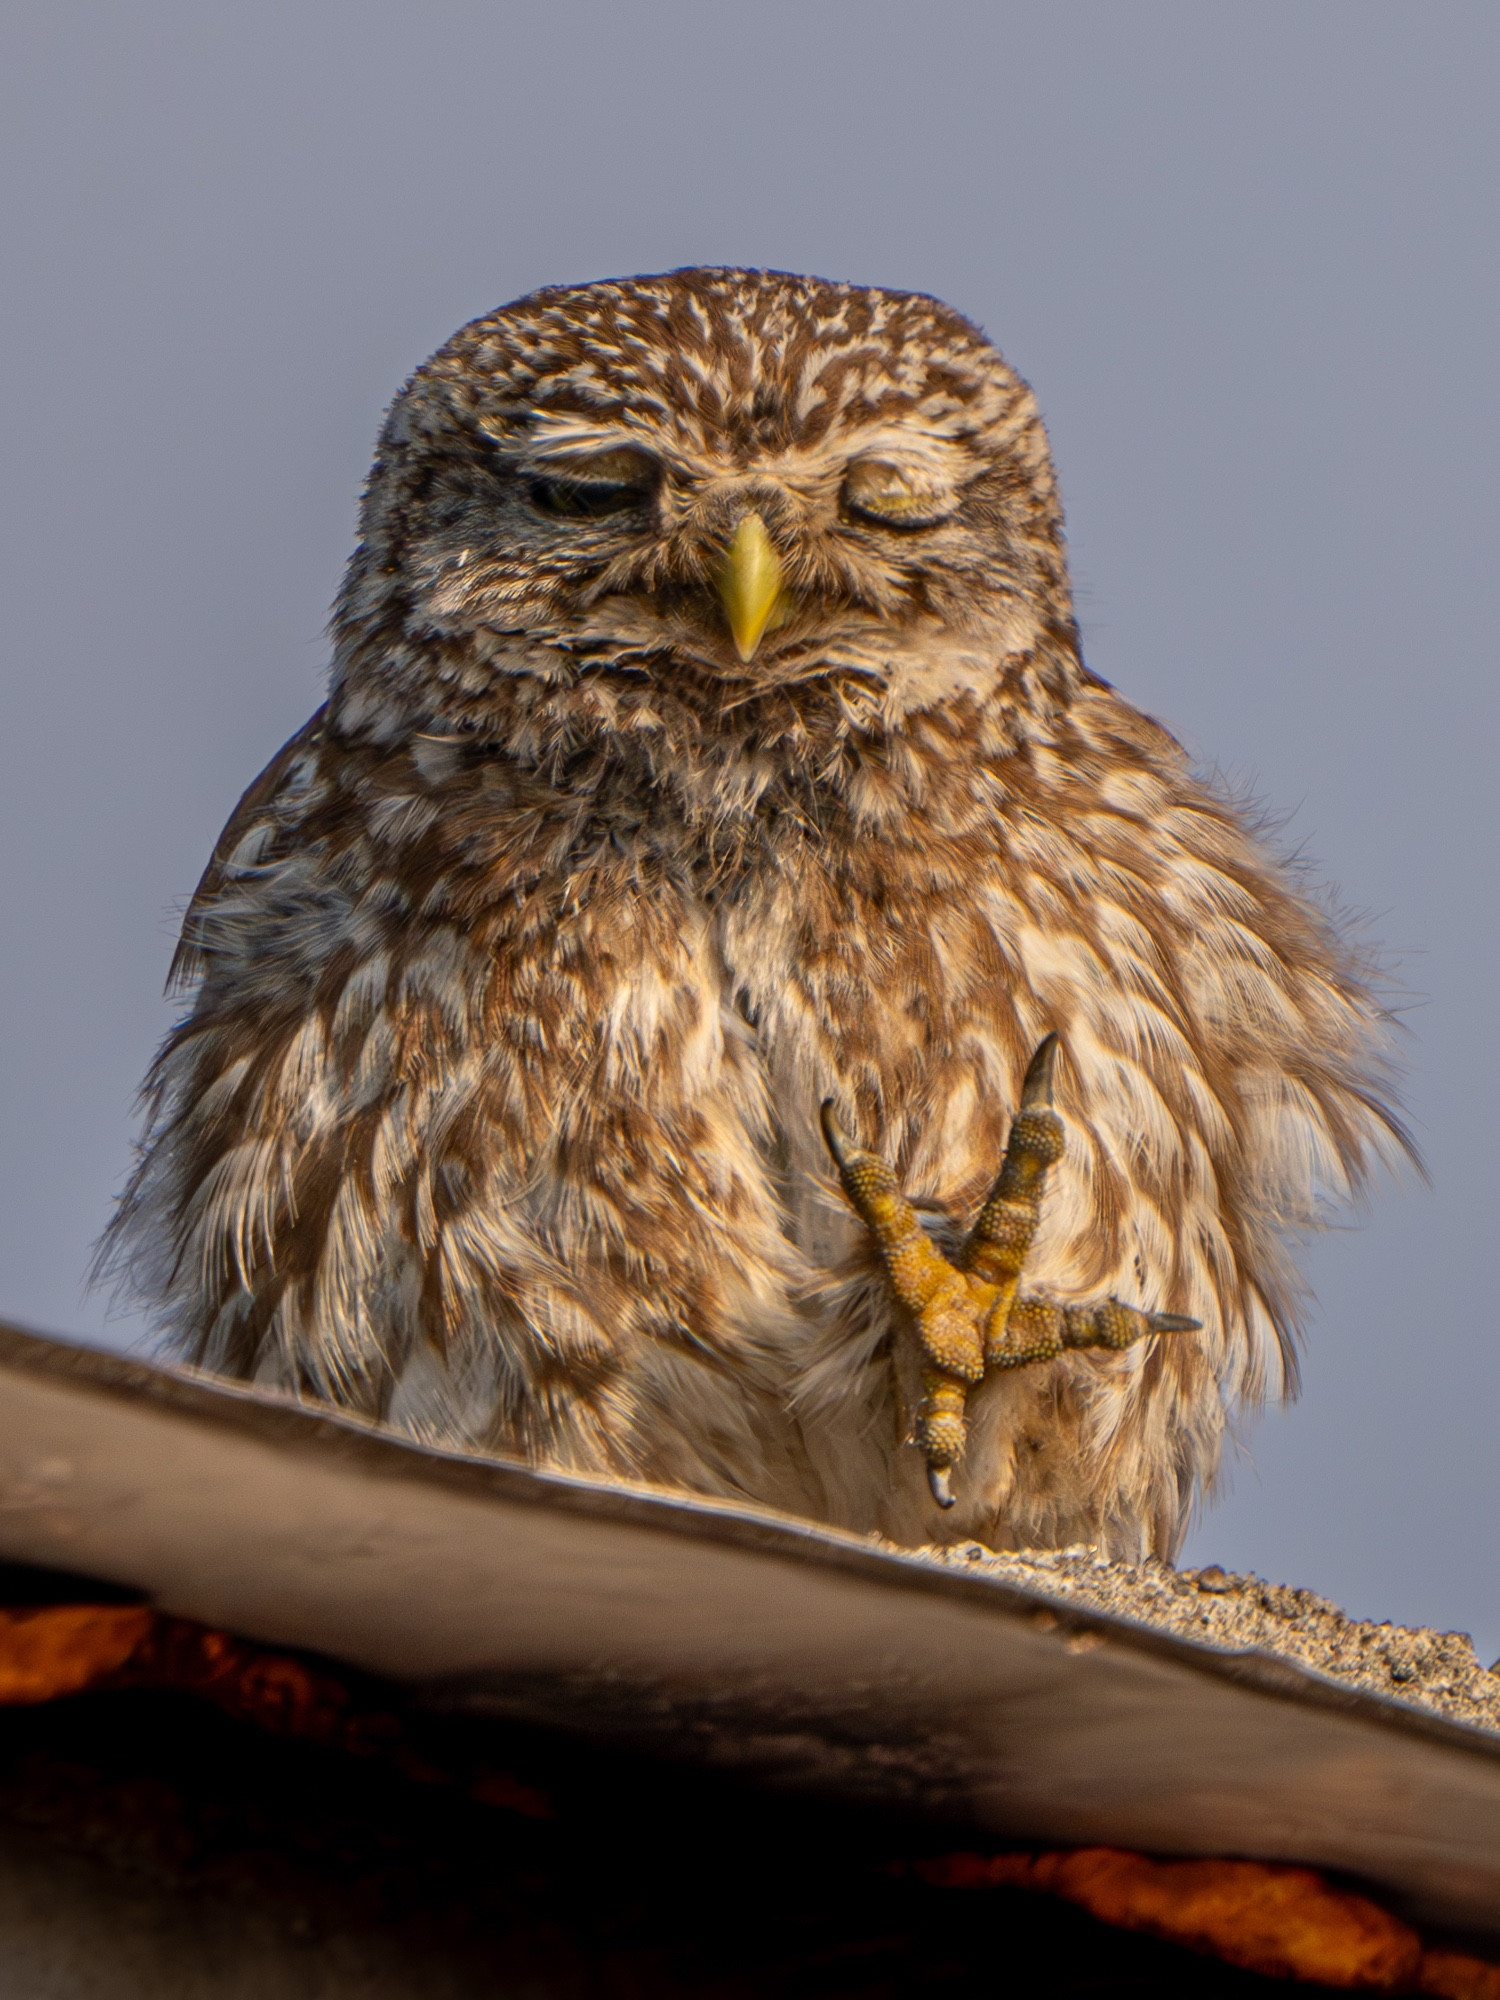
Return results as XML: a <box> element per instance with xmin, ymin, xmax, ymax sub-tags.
<box><xmin>822</xmin><ymin>1043</ymin><xmax>1199</xmax><ymax>1509</ymax></box>
<box><xmin>963</xmin><ymin>1035</ymin><xmax>1065</xmax><ymax>1286</ymax></box>
<box><xmin>819</xmin><ymin>1101</ymin><xmax>986</xmax><ymax>1384</ymax></box>
<box><xmin>821</xmin><ymin>1037</ymin><xmax>1068</xmax><ymax>1501</ymax></box>
<box><xmin>817</xmin><ymin>1098</ymin><xmax>855</xmax><ymax>1175</ymax></box>
<box><xmin>1062</xmin><ymin>1301</ymin><xmax>1203</xmax><ymax>1351</ymax></box>
<box><xmin>987</xmin><ymin>1294</ymin><xmax>1066</xmax><ymax>1368</ymax></box>
<box><xmin>916</xmin><ymin>1372</ymin><xmax>969</xmax><ymax>1506</ymax></box>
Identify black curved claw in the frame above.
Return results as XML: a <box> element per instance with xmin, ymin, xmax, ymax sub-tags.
<box><xmin>928</xmin><ymin>1463</ymin><xmax>957</xmax><ymax>1509</ymax></box>
<box><xmin>1148</xmin><ymin>1312</ymin><xmax>1202</xmax><ymax>1334</ymax></box>
<box><xmin>1019</xmin><ymin>1033</ymin><xmax>1060</xmax><ymax>1112</ymax></box>
<box><xmin>819</xmin><ymin>1098</ymin><xmax>852</xmax><ymax>1170</ymax></box>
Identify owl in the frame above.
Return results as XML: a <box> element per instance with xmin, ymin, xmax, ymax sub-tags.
<box><xmin>100</xmin><ymin>268</ymin><xmax>1404</xmax><ymax>1560</ymax></box>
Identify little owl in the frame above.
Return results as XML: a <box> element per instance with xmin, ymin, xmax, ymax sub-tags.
<box><xmin>102</xmin><ymin>268</ymin><xmax>1404</xmax><ymax>1559</ymax></box>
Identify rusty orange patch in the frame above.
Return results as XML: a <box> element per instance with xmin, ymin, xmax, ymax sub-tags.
<box><xmin>0</xmin><ymin>1604</ymin><xmax>154</xmax><ymax>1704</ymax></box>
<box><xmin>917</xmin><ymin>1847</ymin><xmax>1500</xmax><ymax>1993</ymax></box>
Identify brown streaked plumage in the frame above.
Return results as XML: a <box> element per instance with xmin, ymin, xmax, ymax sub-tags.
<box><xmin>99</xmin><ymin>268</ymin><xmax>1407</xmax><ymax>1558</ymax></box>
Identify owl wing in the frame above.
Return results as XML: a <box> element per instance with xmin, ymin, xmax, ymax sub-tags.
<box><xmin>167</xmin><ymin>704</ymin><xmax>329</xmax><ymax>995</ymax></box>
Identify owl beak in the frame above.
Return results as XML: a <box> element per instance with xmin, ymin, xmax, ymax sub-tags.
<box><xmin>716</xmin><ymin>511</ymin><xmax>785</xmax><ymax>662</ymax></box>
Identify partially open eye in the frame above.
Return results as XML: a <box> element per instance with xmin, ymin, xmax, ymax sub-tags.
<box><xmin>527</xmin><ymin>449</ymin><xmax>656</xmax><ymax>520</ymax></box>
<box><xmin>841</xmin><ymin>458</ymin><xmax>952</xmax><ymax>529</ymax></box>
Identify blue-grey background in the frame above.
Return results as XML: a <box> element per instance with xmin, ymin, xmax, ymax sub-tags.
<box><xmin>2</xmin><ymin>3</ymin><xmax>1495</xmax><ymax>1649</ymax></box>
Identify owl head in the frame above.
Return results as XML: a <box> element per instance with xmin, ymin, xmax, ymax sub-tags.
<box><xmin>330</xmin><ymin>269</ymin><xmax>1079</xmax><ymax>761</ymax></box>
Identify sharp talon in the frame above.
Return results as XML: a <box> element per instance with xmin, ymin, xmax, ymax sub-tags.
<box><xmin>819</xmin><ymin>1098</ymin><xmax>851</xmax><ymax>1169</ymax></box>
<box><xmin>1148</xmin><ymin>1313</ymin><xmax>1201</xmax><ymax>1334</ymax></box>
<box><xmin>1019</xmin><ymin>1033</ymin><xmax>1060</xmax><ymax>1111</ymax></box>
<box><xmin>928</xmin><ymin>1463</ymin><xmax>957</xmax><ymax>1508</ymax></box>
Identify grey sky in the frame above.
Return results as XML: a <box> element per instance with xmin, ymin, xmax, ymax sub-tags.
<box><xmin>2</xmin><ymin>3</ymin><xmax>1496</xmax><ymax>1650</ymax></box>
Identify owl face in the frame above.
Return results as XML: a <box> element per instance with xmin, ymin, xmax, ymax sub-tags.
<box><xmin>336</xmin><ymin>269</ymin><xmax>1076</xmax><ymax>744</ymax></box>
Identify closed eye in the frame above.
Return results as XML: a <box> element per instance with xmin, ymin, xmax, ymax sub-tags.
<box><xmin>525</xmin><ymin>448</ymin><xmax>657</xmax><ymax>521</ymax></box>
<box><xmin>841</xmin><ymin>457</ymin><xmax>953</xmax><ymax>530</ymax></box>
<box><xmin>529</xmin><ymin>475</ymin><xmax>647</xmax><ymax>518</ymax></box>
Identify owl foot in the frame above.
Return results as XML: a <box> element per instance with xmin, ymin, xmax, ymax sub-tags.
<box><xmin>820</xmin><ymin>1037</ymin><xmax>1198</xmax><ymax>1509</ymax></box>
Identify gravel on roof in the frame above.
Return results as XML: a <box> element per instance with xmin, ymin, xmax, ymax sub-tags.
<box><xmin>918</xmin><ymin>1544</ymin><xmax>1500</xmax><ymax>1736</ymax></box>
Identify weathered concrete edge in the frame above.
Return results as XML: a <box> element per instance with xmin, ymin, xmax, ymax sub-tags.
<box><xmin>3</xmin><ymin>1316</ymin><xmax>1498</xmax><ymax>1773</ymax></box>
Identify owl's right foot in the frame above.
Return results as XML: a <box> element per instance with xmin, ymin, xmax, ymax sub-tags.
<box><xmin>821</xmin><ymin>1038</ymin><xmax>1197</xmax><ymax>1507</ymax></box>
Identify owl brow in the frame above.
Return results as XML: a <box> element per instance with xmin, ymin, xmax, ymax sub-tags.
<box><xmin>526</xmin><ymin>433</ymin><xmax>638</xmax><ymax>463</ymax></box>
<box><xmin>833</xmin><ymin>424</ymin><xmax>973</xmax><ymax>479</ymax></box>
<box><xmin>498</xmin><ymin>426</ymin><xmax>678</xmax><ymax>491</ymax></box>
<box><xmin>512</xmin><ymin>414</ymin><xmax>974</xmax><ymax>494</ymax></box>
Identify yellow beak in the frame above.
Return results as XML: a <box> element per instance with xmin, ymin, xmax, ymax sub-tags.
<box><xmin>716</xmin><ymin>512</ymin><xmax>784</xmax><ymax>662</ymax></box>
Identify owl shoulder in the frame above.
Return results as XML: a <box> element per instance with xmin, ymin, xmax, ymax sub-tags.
<box><xmin>168</xmin><ymin>706</ymin><xmax>330</xmax><ymax>992</ymax></box>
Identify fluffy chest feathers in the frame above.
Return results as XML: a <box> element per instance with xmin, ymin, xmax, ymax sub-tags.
<box><xmin>176</xmin><ymin>689</ymin><xmax>1311</xmax><ymax>1344</ymax></box>
<box><xmin>102</xmin><ymin>669</ymin><xmax>1400</xmax><ymax>1556</ymax></box>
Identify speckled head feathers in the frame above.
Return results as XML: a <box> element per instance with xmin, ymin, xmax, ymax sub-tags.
<box><xmin>333</xmin><ymin>269</ymin><xmax>1077</xmax><ymax>749</ymax></box>
<box><xmin>410</xmin><ymin>267</ymin><xmax>1054</xmax><ymax>484</ymax></box>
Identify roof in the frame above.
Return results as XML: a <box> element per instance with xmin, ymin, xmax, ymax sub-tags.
<box><xmin>1</xmin><ymin>1319</ymin><xmax>1498</xmax><ymax>1989</ymax></box>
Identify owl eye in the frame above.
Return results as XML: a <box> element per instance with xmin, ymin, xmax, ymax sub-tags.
<box><xmin>527</xmin><ymin>449</ymin><xmax>656</xmax><ymax>520</ymax></box>
<box><xmin>841</xmin><ymin>458</ymin><xmax>952</xmax><ymax>529</ymax></box>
